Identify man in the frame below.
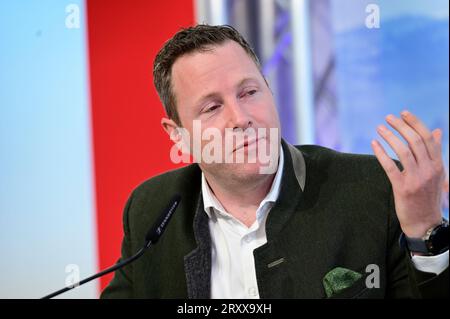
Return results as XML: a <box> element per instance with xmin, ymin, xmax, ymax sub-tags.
<box><xmin>101</xmin><ymin>25</ymin><xmax>448</xmax><ymax>298</ymax></box>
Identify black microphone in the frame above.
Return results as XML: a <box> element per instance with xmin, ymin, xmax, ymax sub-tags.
<box><xmin>42</xmin><ymin>194</ymin><xmax>181</xmax><ymax>299</ymax></box>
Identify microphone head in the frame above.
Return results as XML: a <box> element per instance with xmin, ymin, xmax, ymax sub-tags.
<box><xmin>145</xmin><ymin>194</ymin><xmax>181</xmax><ymax>245</ymax></box>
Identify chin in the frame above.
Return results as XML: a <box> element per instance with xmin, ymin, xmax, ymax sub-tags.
<box><xmin>201</xmin><ymin>158</ymin><xmax>277</xmax><ymax>182</ymax></box>
<box><xmin>224</xmin><ymin>162</ymin><xmax>270</xmax><ymax>180</ymax></box>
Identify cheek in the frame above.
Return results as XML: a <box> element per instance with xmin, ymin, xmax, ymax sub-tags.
<box><xmin>266</xmin><ymin>96</ymin><xmax>280</xmax><ymax>125</ymax></box>
<box><xmin>253</xmin><ymin>100</ymin><xmax>280</xmax><ymax>127</ymax></box>
<box><xmin>178</xmin><ymin>111</ymin><xmax>192</xmax><ymax>128</ymax></box>
<box><xmin>270</xmin><ymin>107</ymin><xmax>281</xmax><ymax>126</ymax></box>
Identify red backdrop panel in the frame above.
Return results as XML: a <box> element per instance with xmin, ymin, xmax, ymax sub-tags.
<box><xmin>86</xmin><ymin>0</ymin><xmax>194</xmax><ymax>291</ymax></box>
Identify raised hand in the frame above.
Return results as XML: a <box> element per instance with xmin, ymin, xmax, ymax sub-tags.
<box><xmin>371</xmin><ymin>111</ymin><xmax>447</xmax><ymax>238</ymax></box>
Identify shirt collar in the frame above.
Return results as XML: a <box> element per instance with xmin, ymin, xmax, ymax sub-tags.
<box><xmin>201</xmin><ymin>144</ymin><xmax>284</xmax><ymax>219</ymax></box>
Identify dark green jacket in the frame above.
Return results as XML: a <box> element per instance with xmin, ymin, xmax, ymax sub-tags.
<box><xmin>101</xmin><ymin>141</ymin><xmax>448</xmax><ymax>298</ymax></box>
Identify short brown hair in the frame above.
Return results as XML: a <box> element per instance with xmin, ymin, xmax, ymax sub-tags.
<box><xmin>153</xmin><ymin>24</ymin><xmax>261</xmax><ymax>126</ymax></box>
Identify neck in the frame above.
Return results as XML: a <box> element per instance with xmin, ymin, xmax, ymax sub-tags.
<box><xmin>206</xmin><ymin>171</ymin><xmax>275</xmax><ymax>208</ymax></box>
<box><xmin>203</xmin><ymin>167</ymin><xmax>278</xmax><ymax>227</ymax></box>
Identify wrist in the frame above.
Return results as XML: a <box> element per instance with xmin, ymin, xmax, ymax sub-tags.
<box><xmin>400</xmin><ymin>218</ymin><xmax>449</xmax><ymax>256</ymax></box>
<box><xmin>401</xmin><ymin>217</ymin><xmax>443</xmax><ymax>238</ymax></box>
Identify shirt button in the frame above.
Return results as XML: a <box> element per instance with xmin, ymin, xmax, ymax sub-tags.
<box><xmin>248</xmin><ymin>287</ymin><xmax>258</xmax><ymax>297</ymax></box>
<box><xmin>244</xmin><ymin>235</ymin><xmax>252</xmax><ymax>243</ymax></box>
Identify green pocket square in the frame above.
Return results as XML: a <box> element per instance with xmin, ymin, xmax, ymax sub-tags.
<box><xmin>323</xmin><ymin>267</ymin><xmax>363</xmax><ymax>298</ymax></box>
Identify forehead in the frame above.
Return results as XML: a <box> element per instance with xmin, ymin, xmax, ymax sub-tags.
<box><xmin>171</xmin><ymin>40</ymin><xmax>261</xmax><ymax>98</ymax></box>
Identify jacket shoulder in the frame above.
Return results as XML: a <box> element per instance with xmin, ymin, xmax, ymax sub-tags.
<box><xmin>124</xmin><ymin>164</ymin><xmax>202</xmax><ymax>232</ymax></box>
<box><xmin>132</xmin><ymin>164</ymin><xmax>201</xmax><ymax>199</ymax></box>
<box><xmin>295</xmin><ymin>144</ymin><xmax>396</xmax><ymax>198</ymax></box>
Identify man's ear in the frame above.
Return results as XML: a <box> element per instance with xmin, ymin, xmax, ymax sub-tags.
<box><xmin>161</xmin><ymin>117</ymin><xmax>182</xmax><ymax>143</ymax></box>
<box><xmin>161</xmin><ymin>117</ymin><xmax>191</xmax><ymax>161</ymax></box>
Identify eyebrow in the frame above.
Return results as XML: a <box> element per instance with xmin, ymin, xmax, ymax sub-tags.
<box><xmin>194</xmin><ymin>77</ymin><xmax>259</xmax><ymax>108</ymax></box>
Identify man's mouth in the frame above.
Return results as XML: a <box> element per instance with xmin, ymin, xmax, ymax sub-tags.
<box><xmin>233</xmin><ymin>136</ymin><xmax>263</xmax><ymax>152</ymax></box>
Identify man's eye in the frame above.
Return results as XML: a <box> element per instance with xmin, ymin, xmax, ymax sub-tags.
<box><xmin>205</xmin><ymin>105</ymin><xmax>220</xmax><ymax>113</ymax></box>
<box><xmin>241</xmin><ymin>89</ymin><xmax>257</xmax><ymax>98</ymax></box>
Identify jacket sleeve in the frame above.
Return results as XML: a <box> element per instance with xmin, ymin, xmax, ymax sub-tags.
<box><xmin>100</xmin><ymin>194</ymin><xmax>135</xmax><ymax>299</ymax></box>
<box><xmin>385</xmin><ymin>184</ymin><xmax>449</xmax><ymax>298</ymax></box>
<box><xmin>407</xmin><ymin>260</ymin><xmax>449</xmax><ymax>299</ymax></box>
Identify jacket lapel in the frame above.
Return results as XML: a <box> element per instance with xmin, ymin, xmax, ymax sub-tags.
<box><xmin>265</xmin><ymin>139</ymin><xmax>305</xmax><ymax>241</ymax></box>
<box><xmin>183</xmin><ymin>139</ymin><xmax>307</xmax><ymax>299</ymax></box>
<box><xmin>183</xmin><ymin>193</ymin><xmax>212</xmax><ymax>299</ymax></box>
<box><xmin>254</xmin><ymin>140</ymin><xmax>309</xmax><ymax>298</ymax></box>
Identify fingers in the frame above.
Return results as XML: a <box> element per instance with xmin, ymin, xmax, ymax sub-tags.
<box><xmin>385</xmin><ymin>113</ymin><xmax>430</xmax><ymax>165</ymax></box>
<box><xmin>400</xmin><ymin>111</ymin><xmax>441</xmax><ymax>160</ymax></box>
<box><xmin>374</xmin><ymin>111</ymin><xmax>445</xmax><ymax>186</ymax></box>
<box><xmin>432</xmin><ymin>128</ymin><xmax>442</xmax><ymax>146</ymax></box>
<box><xmin>371</xmin><ymin>139</ymin><xmax>402</xmax><ymax>183</ymax></box>
<box><xmin>376</xmin><ymin>124</ymin><xmax>417</xmax><ymax>172</ymax></box>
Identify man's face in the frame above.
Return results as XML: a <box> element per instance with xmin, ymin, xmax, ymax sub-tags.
<box><xmin>163</xmin><ymin>40</ymin><xmax>281</xmax><ymax>182</ymax></box>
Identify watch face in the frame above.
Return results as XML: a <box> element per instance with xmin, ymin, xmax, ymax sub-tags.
<box><xmin>428</xmin><ymin>224</ymin><xmax>450</xmax><ymax>255</ymax></box>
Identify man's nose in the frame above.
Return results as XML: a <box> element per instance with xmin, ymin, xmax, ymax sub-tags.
<box><xmin>226</xmin><ymin>99</ymin><xmax>252</xmax><ymax>130</ymax></box>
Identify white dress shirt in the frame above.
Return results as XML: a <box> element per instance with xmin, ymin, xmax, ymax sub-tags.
<box><xmin>202</xmin><ymin>147</ymin><xmax>284</xmax><ymax>299</ymax></box>
<box><xmin>201</xmin><ymin>146</ymin><xmax>448</xmax><ymax>299</ymax></box>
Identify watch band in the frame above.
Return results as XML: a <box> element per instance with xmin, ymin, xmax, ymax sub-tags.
<box><xmin>400</xmin><ymin>218</ymin><xmax>449</xmax><ymax>255</ymax></box>
<box><xmin>403</xmin><ymin>236</ymin><xmax>429</xmax><ymax>254</ymax></box>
